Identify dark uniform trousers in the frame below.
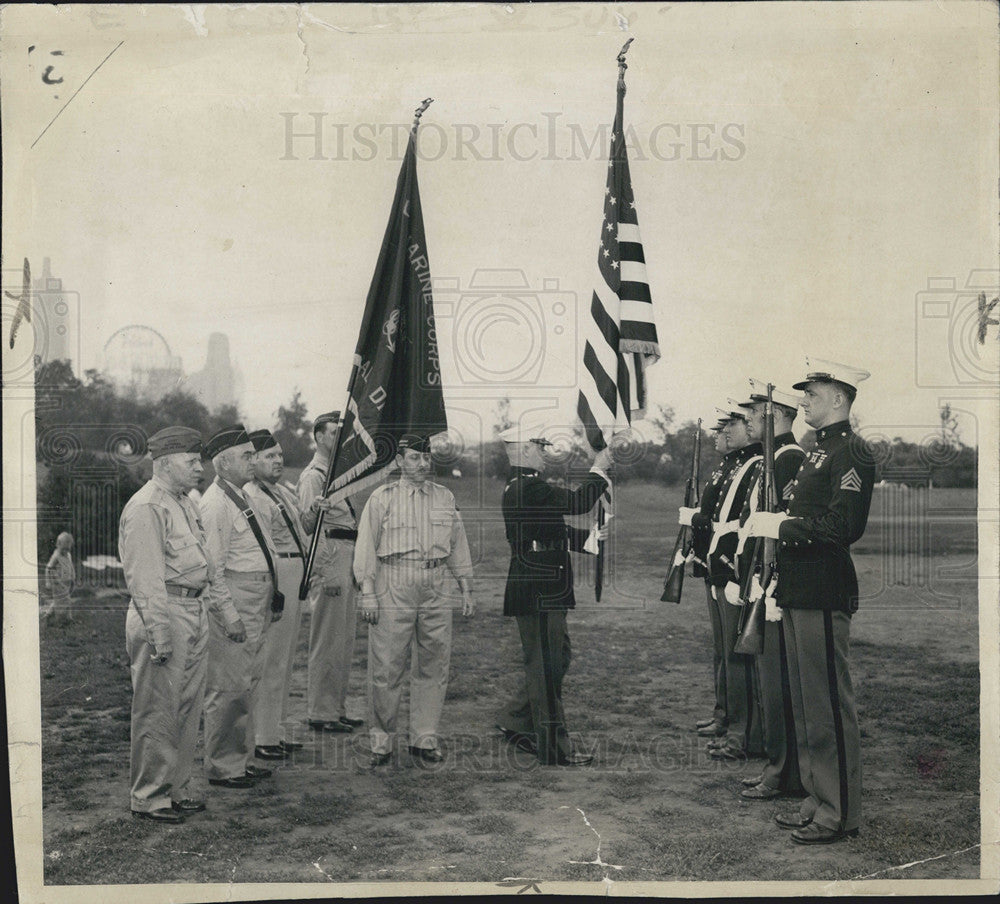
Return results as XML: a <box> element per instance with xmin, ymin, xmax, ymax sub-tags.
<box><xmin>717</xmin><ymin>590</ymin><xmax>760</xmax><ymax>753</ymax></box>
<box><xmin>782</xmin><ymin>607</ymin><xmax>861</xmax><ymax>832</ymax></box>
<box><xmin>499</xmin><ymin>612</ymin><xmax>573</xmax><ymax>764</ymax></box>
<box><xmin>753</xmin><ymin>619</ymin><xmax>802</xmax><ymax>793</ymax></box>
<box><xmin>705</xmin><ymin>581</ymin><xmax>727</xmax><ymax>725</ymax></box>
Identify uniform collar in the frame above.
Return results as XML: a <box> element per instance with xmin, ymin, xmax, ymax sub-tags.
<box><xmin>774</xmin><ymin>431</ymin><xmax>797</xmax><ymax>448</ymax></box>
<box><xmin>399</xmin><ymin>477</ymin><xmax>430</xmax><ymax>495</ymax></box>
<box><xmin>152</xmin><ymin>474</ymin><xmax>187</xmax><ymax>500</ymax></box>
<box><xmin>815</xmin><ymin>420</ymin><xmax>852</xmax><ymax>444</ymax></box>
<box><xmin>509</xmin><ymin>466</ymin><xmax>540</xmax><ymax>479</ymax></box>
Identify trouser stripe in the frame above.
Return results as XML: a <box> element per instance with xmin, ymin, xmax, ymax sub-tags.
<box><xmin>823</xmin><ymin>610</ymin><xmax>850</xmax><ymax>833</ymax></box>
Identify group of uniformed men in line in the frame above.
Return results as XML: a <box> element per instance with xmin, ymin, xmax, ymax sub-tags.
<box><xmin>678</xmin><ymin>356</ymin><xmax>875</xmax><ymax>845</ymax></box>
<box><xmin>118</xmin><ymin>354</ymin><xmax>874</xmax><ymax>848</ymax></box>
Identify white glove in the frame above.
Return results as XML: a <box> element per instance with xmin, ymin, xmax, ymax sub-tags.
<box><xmin>749</xmin><ymin>575</ymin><xmax>764</xmax><ymax>603</ymax></box>
<box><xmin>672</xmin><ymin>548</ymin><xmax>686</xmax><ymax>568</ymax></box>
<box><xmin>684</xmin><ymin>549</ymin><xmax>696</xmax><ymax>564</ymax></box>
<box><xmin>678</xmin><ymin>506</ymin><xmax>698</xmax><ymax>527</ymax></box>
<box><xmin>724</xmin><ymin>581</ymin><xmax>741</xmax><ymax>605</ymax></box>
<box><xmin>746</xmin><ymin>511</ymin><xmax>791</xmax><ymax>539</ymax></box>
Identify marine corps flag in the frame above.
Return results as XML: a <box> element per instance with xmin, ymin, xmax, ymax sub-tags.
<box><xmin>300</xmin><ymin>99</ymin><xmax>447</xmax><ymax>598</ymax></box>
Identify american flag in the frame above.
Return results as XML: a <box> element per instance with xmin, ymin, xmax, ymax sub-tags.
<box><xmin>576</xmin><ymin>47</ymin><xmax>660</xmax><ymax>454</ymax></box>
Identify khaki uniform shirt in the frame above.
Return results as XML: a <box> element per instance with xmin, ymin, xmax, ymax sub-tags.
<box><xmin>199</xmin><ymin>478</ymin><xmax>275</xmax><ymax>624</ymax></box>
<box><xmin>119</xmin><ymin>476</ymin><xmax>212</xmax><ymax>649</ymax></box>
<box><xmin>354</xmin><ymin>478</ymin><xmax>473</xmax><ymax>586</ymax></box>
<box><xmin>296</xmin><ymin>452</ymin><xmax>357</xmax><ymax>573</ymax></box>
<box><xmin>245</xmin><ymin>479</ymin><xmax>307</xmax><ymax>556</ymax></box>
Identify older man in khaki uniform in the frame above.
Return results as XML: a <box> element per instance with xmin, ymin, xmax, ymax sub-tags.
<box><xmin>355</xmin><ymin>434</ymin><xmax>474</xmax><ymax>767</ymax></box>
<box><xmin>297</xmin><ymin>411</ymin><xmax>363</xmax><ymax>734</ymax></box>
<box><xmin>120</xmin><ymin>426</ymin><xmax>210</xmax><ymax>823</ymax></box>
<box><xmin>245</xmin><ymin>428</ymin><xmax>307</xmax><ymax>759</ymax></box>
<box><xmin>200</xmin><ymin>425</ymin><xmax>283</xmax><ymax>789</ymax></box>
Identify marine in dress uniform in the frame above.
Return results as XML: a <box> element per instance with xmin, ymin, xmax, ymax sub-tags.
<box><xmin>43</xmin><ymin>532</ymin><xmax>76</xmax><ymax>624</ymax></box>
<box><xmin>495</xmin><ymin>426</ymin><xmax>612</xmax><ymax>766</ymax></box>
<box><xmin>120</xmin><ymin>426</ymin><xmax>210</xmax><ymax>823</ymax></box>
<box><xmin>244</xmin><ymin>429</ymin><xmax>308</xmax><ymax>759</ymax></box>
<box><xmin>680</xmin><ymin>419</ymin><xmax>735</xmax><ymax>737</ymax></box>
<box><xmin>200</xmin><ymin>425</ymin><xmax>282</xmax><ymax>789</ymax></box>
<box><xmin>354</xmin><ymin>435</ymin><xmax>474</xmax><ymax>766</ymax></box>
<box><xmin>733</xmin><ymin>381</ymin><xmax>807</xmax><ymax>800</ymax></box>
<box><xmin>702</xmin><ymin>404</ymin><xmax>762</xmax><ymax>760</ymax></box>
<box><xmin>297</xmin><ymin>411</ymin><xmax>363</xmax><ymax>734</ymax></box>
<box><xmin>747</xmin><ymin>357</ymin><xmax>875</xmax><ymax>845</ymax></box>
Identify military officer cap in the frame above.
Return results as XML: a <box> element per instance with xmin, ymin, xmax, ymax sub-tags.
<box><xmin>314</xmin><ymin>411</ymin><xmax>342</xmax><ymax>430</ymax></box>
<box><xmin>205</xmin><ymin>424</ymin><xmax>251</xmax><ymax>458</ymax></box>
<box><xmin>709</xmin><ymin>419</ymin><xmax>729</xmax><ymax>433</ymax></box>
<box><xmin>498</xmin><ymin>424</ymin><xmax>553</xmax><ymax>446</ymax></box>
<box><xmin>248</xmin><ymin>429</ymin><xmax>277</xmax><ymax>452</ymax></box>
<box><xmin>147</xmin><ymin>426</ymin><xmax>203</xmax><ymax>459</ymax></box>
<box><xmin>738</xmin><ymin>378</ymin><xmax>803</xmax><ymax>412</ymax></box>
<box><xmin>397</xmin><ymin>433</ymin><xmax>432</xmax><ymax>454</ymax></box>
<box><xmin>715</xmin><ymin>403</ymin><xmax>746</xmax><ymax>422</ymax></box>
<box><xmin>792</xmin><ymin>356</ymin><xmax>871</xmax><ymax>399</ymax></box>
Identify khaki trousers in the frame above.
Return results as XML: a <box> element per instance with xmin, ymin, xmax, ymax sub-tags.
<box><xmin>367</xmin><ymin>561</ymin><xmax>452</xmax><ymax>754</ymax></box>
<box><xmin>204</xmin><ymin>571</ymin><xmax>272</xmax><ymax>780</ymax></box>
<box><xmin>126</xmin><ymin>596</ymin><xmax>208</xmax><ymax>812</ymax></box>
<box><xmin>498</xmin><ymin>611</ymin><xmax>573</xmax><ymax>764</ymax></box>
<box><xmin>754</xmin><ymin>619</ymin><xmax>803</xmax><ymax>793</ymax></box>
<box><xmin>307</xmin><ymin>540</ymin><xmax>358</xmax><ymax>722</ymax></box>
<box><xmin>783</xmin><ymin>607</ymin><xmax>861</xmax><ymax>832</ymax></box>
<box><xmin>253</xmin><ymin>556</ymin><xmax>304</xmax><ymax>746</ymax></box>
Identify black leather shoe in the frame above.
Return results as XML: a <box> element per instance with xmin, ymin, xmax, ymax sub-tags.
<box><xmin>309</xmin><ymin>719</ymin><xmax>352</xmax><ymax>733</ymax></box>
<box><xmin>555</xmin><ymin>753</ymin><xmax>594</xmax><ymax>767</ymax></box>
<box><xmin>408</xmin><ymin>746</ymin><xmax>445</xmax><ymax>763</ymax></box>
<box><xmin>245</xmin><ymin>764</ymin><xmax>272</xmax><ymax>780</ymax></box>
<box><xmin>706</xmin><ymin>736</ymin><xmax>728</xmax><ymax>750</ymax></box>
<box><xmin>279</xmin><ymin>739</ymin><xmax>303</xmax><ymax>751</ymax></box>
<box><xmin>255</xmin><ymin>745</ymin><xmax>289</xmax><ymax>760</ymax></box>
<box><xmin>710</xmin><ymin>746</ymin><xmax>745</xmax><ymax>760</ymax></box>
<box><xmin>697</xmin><ymin>721</ymin><xmax>727</xmax><ymax>737</ymax></box>
<box><xmin>774</xmin><ymin>813</ymin><xmax>812</xmax><ymax>830</ymax></box>
<box><xmin>133</xmin><ymin>808</ymin><xmax>184</xmax><ymax>823</ymax></box>
<box><xmin>695</xmin><ymin>717</ymin><xmax>716</xmax><ymax>729</ymax></box>
<box><xmin>791</xmin><ymin>823</ymin><xmax>859</xmax><ymax>845</ymax></box>
<box><xmin>497</xmin><ymin>726</ymin><xmax>539</xmax><ymax>755</ymax></box>
<box><xmin>208</xmin><ymin>776</ymin><xmax>255</xmax><ymax>789</ymax></box>
<box><xmin>340</xmin><ymin>716</ymin><xmax>364</xmax><ymax>728</ymax></box>
<box><xmin>370</xmin><ymin>752</ymin><xmax>392</xmax><ymax>767</ymax></box>
<box><xmin>171</xmin><ymin>798</ymin><xmax>206</xmax><ymax>813</ymax></box>
<box><xmin>741</xmin><ymin>774</ymin><xmax>765</xmax><ymax>788</ymax></box>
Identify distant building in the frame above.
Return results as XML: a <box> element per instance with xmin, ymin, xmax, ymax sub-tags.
<box><xmin>103</xmin><ymin>325</ymin><xmax>184</xmax><ymax>400</ymax></box>
<box><xmin>183</xmin><ymin>332</ymin><xmax>243</xmax><ymax>413</ymax></box>
<box><xmin>33</xmin><ymin>257</ymin><xmax>76</xmax><ymax>371</ymax></box>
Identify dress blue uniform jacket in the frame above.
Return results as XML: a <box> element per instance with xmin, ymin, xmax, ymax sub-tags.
<box><xmin>775</xmin><ymin>421</ymin><xmax>876</xmax><ymax>614</ymax></box>
<box><xmin>502</xmin><ymin>467</ymin><xmax>608</xmax><ymax>617</ymax></box>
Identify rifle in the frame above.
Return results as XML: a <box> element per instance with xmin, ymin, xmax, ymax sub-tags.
<box><xmin>734</xmin><ymin>385</ymin><xmax>775</xmax><ymax>655</ymax></box>
<box><xmin>661</xmin><ymin>419</ymin><xmax>702</xmax><ymax>603</ymax></box>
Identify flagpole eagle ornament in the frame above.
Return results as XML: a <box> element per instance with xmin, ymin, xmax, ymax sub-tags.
<box><xmin>577</xmin><ymin>37</ymin><xmax>661</xmax><ymax>601</ymax></box>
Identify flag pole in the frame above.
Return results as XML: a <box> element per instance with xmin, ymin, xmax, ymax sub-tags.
<box><xmin>594</xmin><ymin>39</ymin><xmax>633</xmax><ymax>603</ymax></box>
<box><xmin>299</xmin><ymin>96</ymin><xmax>435</xmax><ymax>601</ymax></box>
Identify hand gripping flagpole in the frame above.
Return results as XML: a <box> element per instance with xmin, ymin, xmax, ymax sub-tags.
<box><xmin>299</xmin><ymin>97</ymin><xmax>434</xmax><ymax>601</ymax></box>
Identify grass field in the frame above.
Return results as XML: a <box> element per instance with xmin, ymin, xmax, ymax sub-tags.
<box><xmin>37</xmin><ymin>480</ymin><xmax>981</xmax><ymax>887</ymax></box>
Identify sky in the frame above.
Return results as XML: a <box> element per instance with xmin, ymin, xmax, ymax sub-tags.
<box><xmin>2</xmin><ymin>2</ymin><xmax>998</xmax><ymax>454</ymax></box>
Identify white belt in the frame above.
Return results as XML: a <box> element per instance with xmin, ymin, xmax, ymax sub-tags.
<box><xmin>708</xmin><ymin>520</ymin><xmax>741</xmax><ymax>555</ymax></box>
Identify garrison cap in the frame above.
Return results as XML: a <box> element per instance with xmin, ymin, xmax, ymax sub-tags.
<box><xmin>205</xmin><ymin>424</ymin><xmax>251</xmax><ymax>459</ymax></box>
<box><xmin>738</xmin><ymin>378</ymin><xmax>803</xmax><ymax>411</ymax></box>
<box><xmin>397</xmin><ymin>433</ymin><xmax>431</xmax><ymax>454</ymax></box>
<box><xmin>314</xmin><ymin>411</ymin><xmax>341</xmax><ymax>431</ymax></box>
<box><xmin>792</xmin><ymin>356</ymin><xmax>871</xmax><ymax>393</ymax></box>
<box><xmin>248</xmin><ymin>429</ymin><xmax>277</xmax><ymax>452</ymax></box>
<box><xmin>147</xmin><ymin>426</ymin><xmax>203</xmax><ymax>459</ymax></box>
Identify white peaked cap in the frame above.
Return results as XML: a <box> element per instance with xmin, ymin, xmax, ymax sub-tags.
<box><xmin>498</xmin><ymin>420</ymin><xmax>554</xmax><ymax>445</ymax></box>
<box><xmin>792</xmin><ymin>356</ymin><xmax>871</xmax><ymax>391</ymax></box>
<box><xmin>739</xmin><ymin>378</ymin><xmax>804</xmax><ymax>410</ymax></box>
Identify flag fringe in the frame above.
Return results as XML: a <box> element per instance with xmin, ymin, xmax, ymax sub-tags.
<box><xmin>620</xmin><ymin>339</ymin><xmax>660</xmax><ymax>358</ymax></box>
<box><xmin>327</xmin><ymin>459</ymin><xmax>399</xmax><ymax>506</ymax></box>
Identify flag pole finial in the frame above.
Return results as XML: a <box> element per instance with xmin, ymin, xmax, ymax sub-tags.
<box><xmin>412</xmin><ymin>97</ymin><xmax>434</xmax><ymax>133</ymax></box>
<box><xmin>617</xmin><ymin>37</ymin><xmax>634</xmax><ymax>88</ymax></box>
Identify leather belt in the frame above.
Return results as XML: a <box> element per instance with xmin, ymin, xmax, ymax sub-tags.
<box><xmin>517</xmin><ymin>540</ymin><xmax>567</xmax><ymax>553</ymax></box>
<box><xmin>275</xmin><ymin>551</ymin><xmax>303</xmax><ymax>559</ymax></box>
<box><xmin>379</xmin><ymin>554</ymin><xmax>447</xmax><ymax>569</ymax></box>
<box><xmin>165</xmin><ymin>584</ymin><xmax>204</xmax><ymax>598</ymax></box>
<box><xmin>325</xmin><ymin>528</ymin><xmax>358</xmax><ymax>541</ymax></box>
